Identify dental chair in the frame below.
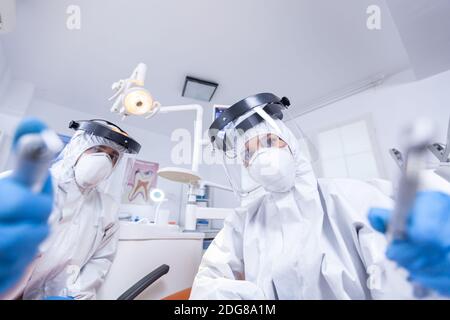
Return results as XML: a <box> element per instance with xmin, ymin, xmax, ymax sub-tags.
<box><xmin>3</xmin><ymin>263</ymin><xmax>173</xmax><ymax>300</ymax></box>
<box><xmin>117</xmin><ymin>264</ymin><xmax>170</xmax><ymax>300</ymax></box>
<box><xmin>117</xmin><ymin>264</ymin><xmax>192</xmax><ymax>300</ymax></box>
<box><xmin>162</xmin><ymin>288</ymin><xmax>191</xmax><ymax>300</ymax></box>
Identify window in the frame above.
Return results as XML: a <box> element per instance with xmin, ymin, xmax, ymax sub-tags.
<box><xmin>316</xmin><ymin>119</ymin><xmax>381</xmax><ymax>180</ymax></box>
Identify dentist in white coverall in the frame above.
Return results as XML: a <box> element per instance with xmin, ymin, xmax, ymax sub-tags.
<box><xmin>22</xmin><ymin>120</ymin><xmax>140</xmax><ymax>300</ymax></box>
<box><xmin>190</xmin><ymin>93</ymin><xmax>414</xmax><ymax>300</ymax></box>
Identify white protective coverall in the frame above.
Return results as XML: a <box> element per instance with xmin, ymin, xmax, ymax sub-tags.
<box><xmin>191</xmin><ymin>119</ymin><xmax>414</xmax><ymax>300</ymax></box>
<box><xmin>22</xmin><ymin>130</ymin><xmax>126</xmax><ymax>300</ymax></box>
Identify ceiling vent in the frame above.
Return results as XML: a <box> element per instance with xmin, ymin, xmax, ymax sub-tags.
<box><xmin>182</xmin><ymin>76</ymin><xmax>218</xmax><ymax>102</ymax></box>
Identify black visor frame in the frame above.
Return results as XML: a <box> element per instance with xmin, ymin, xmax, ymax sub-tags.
<box><xmin>69</xmin><ymin>119</ymin><xmax>141</xmax><ymax>154</ymax></box>
<box><xmin>208</xmin><ymin>93</ymin><xmax>290</xmax><ymax>152</ymax></box>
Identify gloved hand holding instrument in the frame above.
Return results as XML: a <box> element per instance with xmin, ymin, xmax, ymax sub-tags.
<box><xmin>369</xmin><ymin>120</ymin><xmax>450</xmax><ymax>297</ymax></box>
<box><xmin>0</xmin><ymin>118</ymin><xmax>62</xmax><ymax>294</ymax></box>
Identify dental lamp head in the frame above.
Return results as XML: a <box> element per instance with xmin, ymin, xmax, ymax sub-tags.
<box><xmin>110</xmin><ymin>63</ymin><xmax>161</xmax><ymax>119</ymax></box>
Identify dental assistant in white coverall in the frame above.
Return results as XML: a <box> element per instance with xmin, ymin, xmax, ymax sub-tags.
<box><xmin>190</xmin><ymin>93</ymin><xmax>414</xmax><ymax>300</ymax></box>
<box><xmin>22</xmin><ymin>120</ymin><xmax>140</xmax><ymax>300</ymax></box>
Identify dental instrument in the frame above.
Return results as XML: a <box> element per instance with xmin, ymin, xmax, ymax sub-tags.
<box><xmin>12</xmin><ymin>130</ymin><xmax>63</xmax><ymax>193</ymax></box>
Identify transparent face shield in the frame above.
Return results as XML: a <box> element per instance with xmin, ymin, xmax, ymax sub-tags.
<box><xmin>53</xmin><ymin>120</ymin><xmax>140</xmax><ymax>185</ymax></box>
<box><xmin>215</xmin><ymin>104</ymin><xmax>317</xmax><ymax>197</ymax></box>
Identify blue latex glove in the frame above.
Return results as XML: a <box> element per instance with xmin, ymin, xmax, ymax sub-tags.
<box><xmin>0</xmin><ymin>118</ymin><xmax>54</xmax><ymax>294</ymax></box>
<box><xmin>368</xmin><ymin>191</ymin><xmax>450</xmax><ymax>296</ymax></box>
<box><xmin>44</xmin><ymin>296</ymin><xmax>75</xmax><ymax>300</ymax></box>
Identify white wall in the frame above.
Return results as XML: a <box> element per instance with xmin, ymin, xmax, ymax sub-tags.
<box><xmin>0</xmin><ymin>112</ymin><xmax>22</xmax><ymax>170</ymax></box>
<box><xmin>293</xmin><ymin>69</ymin><xmax>450</xmax><ymax>182</ymax></box>
<box><xmin>0</xmin><ymin>40</ymin><xmax>24</xmax><ymax>170</ymax></box>
<box><xmin>0</xmin><ymin>40</ymin><xmax>9</xmax><ymax>99</ymax></box>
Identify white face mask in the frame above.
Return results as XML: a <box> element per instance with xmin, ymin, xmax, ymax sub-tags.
<box><xmin>247</xmin><ymin>147</ymin><xmax>296</xmax><ymax>193</ymax></box>
<box><xmin>74</xmin><ymin>153</ymin><xmax>113</xmax><ymax>189</ymax></box>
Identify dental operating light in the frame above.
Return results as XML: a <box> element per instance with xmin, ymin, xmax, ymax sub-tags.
<box><xmin>110</xmin><ymin>63</ymin><xmax>204</xmax><ymax>176</ymax></box>
<box><xmin>110</xmin><ymin>64</ymin><xmax>233</xmax><ymax>231</ymax></box>
<box><xmin>110</xmin><ymin>63</ymin><xmax>161</xmax><ymax>118</ymax></box>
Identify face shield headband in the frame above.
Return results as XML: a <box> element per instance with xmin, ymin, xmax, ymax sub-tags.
<box><xmin>208</xmin><ymin>93</ymin><xmax>290</xmax><ymax>153</ymax></box>
<box><xmin>69</xmin><ymin>119</ymin><xmax>141</xmax><ymax>154</ymax></box>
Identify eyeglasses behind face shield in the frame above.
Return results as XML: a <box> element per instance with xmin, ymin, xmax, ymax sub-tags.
<box><xmin>209</xmin><ymin>93</ymin><xmax>290</xmax><ymax>154</ymax></box>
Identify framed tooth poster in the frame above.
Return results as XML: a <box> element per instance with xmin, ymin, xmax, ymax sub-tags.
<box><xmin>121</xmin><ymin>158</ymin><xmax>159</xmax><ymax>205</ymax></box>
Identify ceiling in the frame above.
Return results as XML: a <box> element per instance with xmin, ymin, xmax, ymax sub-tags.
<box><xmin>1</xmin><ymin>0</ymin><xmax>411</xmax><ymax>134</ymax></box>
<box><xmin>386</xmin><ymin>0</ymin><xmax>450</xmax><ymax>80</ymax></box>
